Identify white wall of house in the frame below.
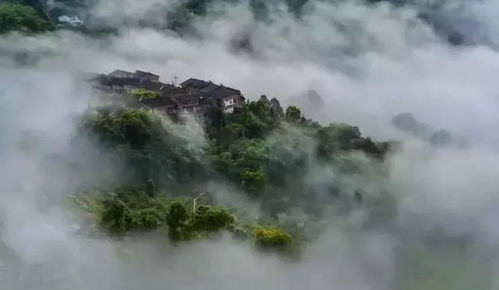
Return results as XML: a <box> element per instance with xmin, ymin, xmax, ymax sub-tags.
<box><xmin>224</xmin><ymin>98</ymin><xmax>234</xmax><ymax>107</ymax></box>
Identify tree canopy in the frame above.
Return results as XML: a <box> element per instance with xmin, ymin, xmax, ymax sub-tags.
<box><xmin>0</xmin><ymin>2</ymin><xmax>53</xmax><ymax>34</ymax></box>
<box><xmin>77</xmin><ymin>95</ymin><xmax>394</xmax><ymax>254</ymax></box>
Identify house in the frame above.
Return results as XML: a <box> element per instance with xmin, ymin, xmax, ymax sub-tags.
<box><xmin>180</xmin><ymin>78</ymin><xmax>245</xmax><ymax>113</ymax></box>
<box><xmin>134</xmin><ymin>70</ymin><xmax>161</xmax><ymax>82</ymax></box>
<box><xmin>107</xmin><ymin>70</ymin><xmax>161</xmax><ymax>82</ymax></box>
<box><xmin>89</xmin><ymin>70</ymin><xmax>246</xmax><ymax>119</ymax></box>
<box><xmin>107</xmin><ymin>70</ymin><xmax>135</xmax><ymax>79</ymax></box>
<box><xmin>139</xmin><ymin>93</ymin><xmax>204</xmax><ymax>120</ymax></box>
<box><xmin>91</xmin><ymin>70</ymin><xmax>171</xmax><ymax>94</ymax></box>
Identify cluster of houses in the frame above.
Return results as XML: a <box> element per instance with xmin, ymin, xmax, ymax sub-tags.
<box><xmin>90</xmin><ymin>70</ymin><xmax>246</xmax><ymax>119</ymax></box>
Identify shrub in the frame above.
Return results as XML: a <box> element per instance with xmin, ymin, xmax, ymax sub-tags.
<box><xmin>165</xmin><ymin>200</ymin><xmax>190</xmax><ymax>241</ymax></box>
<box><xmin>100</xmin><ymin>197</ymin><xmax>134</xmax><ymax>233</ymax></box>
<box><xmin>188</xmin><ymin>205</ymin><xmax>235</xmax><ymax>233</ymax></box>
<box><xmin>130</xmin><ymin>207</ymin><xmax>164</xmax><ymax>230</ymax></box>
<box><xmin>254</xmin><ymin>227</ymin><xmax>292</xmax><ymax>249</ymax></box>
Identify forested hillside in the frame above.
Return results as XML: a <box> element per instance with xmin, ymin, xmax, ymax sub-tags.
<box><xmin>75</xmin><ymin>95</ymin><xmax>394</xmax><ymax>253</ymax></box>
<box><xmin>2</xmin><ymin>0</ymin><xmax>499</xmax><ymax>289</ymax></box>
<box><xmin>0</xmin><ymin>1</ymin><xmax>53</xmax><ymax>33</ymax></box>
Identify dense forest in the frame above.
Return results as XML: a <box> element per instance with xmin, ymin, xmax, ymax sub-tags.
<box><xmin>75</xmin><ymin>95</ymin><xmax>394</xmax><ymax>254</ymax></box>
<box><xmin>0</xmin><ymin>1</ymin><xmax>53</xmax><ymax>33</ymax></box>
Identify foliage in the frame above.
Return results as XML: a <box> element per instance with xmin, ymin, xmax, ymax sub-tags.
<box><xmin>188</xmin><ymin>205</ymin><xmax>235</xmax><ymax>232</ymax></box>
<box><xmin>211</xmin><ymin>138</ymin><xmax>270</xmax><ymax>195</ymax></box>
<box><xmin>165</xmin><ymin>200</ymin><xmax>191</xmax><ymax>241</ymax></box>
<box><xmin>98</xmin><ymin>186</ymin><xmax>168</xmax><ymax>233</ymax></box>
<box><xmin>241</xmin><ymin>169</ymin><xmax>267</xmax><ymax>195</ymax></box>
<box><xmin>254</xmin><ymin>227</ymin><xmax>293</xmax><ymax>249</ymax></box>
<box><xmin>285</xmin><ymin>105</ymin><xmax>301</xmax><ymax>121</ymax></box>
<box><xmin>82</xmin><ymin>94</ymin><xmax>394</xmax><ymax>240</ymax></box>
<box><xmin>316</xmin><ymin>123</ymin><xmax>389</xmax><ymax>160</ymax></box>
<box><xmin>80</xmin><ymin>186</ymin><xmax>241</xmax><ymax>242</ymax></box>
<box><xmin>132</xmin><ymin>89</ymin><xmax>161</xmax><ymax>101</ymax></box>
<box><xmin>76</xmin><ymin>185</ymin><xmax>301</xmax><ymax>256</ymax></box>
<box><xmin>82</xmin><ymin>107</ymin><xmax>207</xmax><ymax>186</ymax></box>
<box><xmin>165</xmin><ymin>200</ymin><xmax>189</xmax><ymax>228</ymax></box>
<box><xmin>0</xmin><ymin>2</ymin><xmax>53</xmax><ymax>34</ymax></box>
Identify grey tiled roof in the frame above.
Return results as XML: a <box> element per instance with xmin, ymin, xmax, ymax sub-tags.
<box><xmin>180</xmin><ymin>78</ymin><xmax>211</xmax><ymax>90</ymax></box>
<box><xmin>181</xmin><ymin>78</ymin><xmax>241</xmax><ymax>99</ymax></box>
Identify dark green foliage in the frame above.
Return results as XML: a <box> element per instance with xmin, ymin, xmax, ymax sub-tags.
<box><xmin>76</xmin><ymin>185</ymin><xmax>303</xmax><ymax>255</ymax></box>
<box><xmin>316</xmin><ymin>123</ymin><xmax>389</xmax><ymax>160</ymax></box>
<box><xmin>82</xmin><ymin>108</ymin><xmax>206</xmax><ymax>186</ymax></box>
<box><xmin>82</xmin><ymin>95</ymin><xmax>394</xmax><ymax>237</ymax></box>
<box><xmin>98</xmin><ymin>186</ymin><xmax>168</xmax><ymax>233</ymax></box>
<box><xmin>100</xmin><ymin>196</ymin><xmax>133</xmax><ymax>233</ymax></box>
<box><xmin>207</xmin><ymin>96</ymin><xmax>280</xmax><ymax>144</ymax></box>
<box><xmin>203</xmin><ymin>99</ymin><xmax>389</xmax><ymax>204</ymax></box>
<box><xmin>211</xmin><ymin>139</ymin><xmax>270</xmax><ymax>195</ymax></box>
<box><xmin>86</xmin><ymin>186</ymin><xmax>238</xmax><ymax>241</ymax></box>
<box><xmin>131</xmin><ymin>207</ymin><xmax>165</xmax><ymax>229</ymax></box>
<box><xmin>241</xmin><ymin>169</ymin><xmax>267</xmax><ymax>195</ymax></box>
<box><xmin>188</xmin><ymin>205</ymin><xmax>235</xmax><ymax>232</ymax></box>
<box><xmin>0</xmin><ymin>2</ymin><xmax>53</xmax><ymax>34</ymax></box>
<box><xmin>285</xmin><ymin>106</ymin><xmax>302</xmax><ymax>121</ymax></box>
<box><xmin>165</xmin><ymin>200</ymin><xmax>190</xmax><ymax>241</ymax></box>
<box><xmin>84</xmin><ymin>108</ymin><xmax>155</xmax><ymax>148</ymax></box>
<box><xmin>166</xmin><ymin>201</ymin><xmax>189</xmax><ymax>229</ymax></box>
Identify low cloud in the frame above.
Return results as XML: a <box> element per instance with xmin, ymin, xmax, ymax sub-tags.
<box><xmin>2</xmin><ymin>0</ymin><xmax>499</xmax><ymax>289</ymax></box>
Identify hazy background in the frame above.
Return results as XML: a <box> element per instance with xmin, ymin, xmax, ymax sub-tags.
<box><xmin>2</xmin><ymin>0</ymin><xmax>499</xmax><ymax>289</ymax></box>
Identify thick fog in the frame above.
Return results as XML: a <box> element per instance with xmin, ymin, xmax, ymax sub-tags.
<box><xmin>2</xmin><ymin>0</ymin><xmax>499</xmax><ymax>289</ymax></box>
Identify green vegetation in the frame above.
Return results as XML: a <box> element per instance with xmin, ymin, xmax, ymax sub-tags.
<box><xmin>82</xmin><ymin>107</ymin><xmax>207</xmax><ymax>186</ymax></box>
<box><xmin>77</xmin><ymin>95</ymin><xmax>393</xmax><ymax>253</ymax></box>
<box><xmin>132</xmin><ymin>89</ymin><xmax>161</xmax><ymax>101</ymax></box>
<box><xmin>0</xmin><ymin>2</ymin><xmax>53</xmax><ymax>34</ymax></box>
<box><xmin>77</xmin><ymin>186</ymin><xmax>232</xmax><ymax>236</ymax></box>
<box><xmin>254</xmin><ymin>227</ymin><xmax>292</xmax><ymax>249</ymax></box>
<box><xmin>75</xmin><ymin>185</ymin><xmax>296</xmax><ymax>252</ymax></box>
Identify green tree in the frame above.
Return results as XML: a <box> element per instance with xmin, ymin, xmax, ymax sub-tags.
<box><xmin>242</xmin><ymin>169</ymin><xmax>267</xmax><ymax>196</ymax></box>
<box><xmin>165</xmin><ymin>200</ymin><xmax>190</xmax><ymax>241</ymax></box>
<box><xmin>132</xmin><ymin>89</ymin><xmax>161</xmax><ymax>101</ymax></box>
<box><xmin>0</xmin><ymin>3</ymin><xmax>53</xmax><ymax>34</ymax></box>
<box><xmin>285</xmin><ymin>106</ymin><xmax>301</xmax><ymax>121</ymax></box>
<box><xmin>188</xmin><ymin>205</ymin><xmax>235</xmax><ymax>233</ymax></box>
<box><xmin>98</xmin><ymin>187</ymin><xmax>168</xmax><ymax>233</ymax></box>
<box><xmin>100</xmin><ymin>196</ymin><xmax>133</xmax><ymax>233</ymax></box>
<box><xmin>82</xmin><ymin>108</ymin><xmax>207</xmax><ymax>185</ymax></box>
<box><xmin>316</xmin><ymin>123</ymin><xmax>389</xmax><ymax>160</ymax></box>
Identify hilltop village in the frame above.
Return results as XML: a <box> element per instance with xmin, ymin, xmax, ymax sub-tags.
<box><xmin>90</xmin><ymin>70</ymin><xmax>247</xmax><ymax>120</ymax></box>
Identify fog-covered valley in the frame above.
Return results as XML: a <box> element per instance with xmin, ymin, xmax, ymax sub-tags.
<box><xmin>2</xmin><ymin>1</ymin><xmax>499</xmax><ymax>289</ymax></box>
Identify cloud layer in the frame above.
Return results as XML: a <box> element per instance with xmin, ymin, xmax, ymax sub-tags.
<box><xmin>2</xmin><ymin>0</ymin><xmax>499</xmax><ymax>289</ymax></box>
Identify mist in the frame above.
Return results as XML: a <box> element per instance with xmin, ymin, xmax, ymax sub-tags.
<box><xmin>2</xmin><ymin>0</ymin><xmax>499</xmax><ymax>289</ymax></box>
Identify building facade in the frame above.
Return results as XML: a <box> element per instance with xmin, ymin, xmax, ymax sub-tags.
<box><xmin>90</xmin><ymin>70</ymin><xmax>246</xmax><ymax>119</ymax></box>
